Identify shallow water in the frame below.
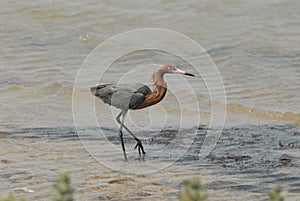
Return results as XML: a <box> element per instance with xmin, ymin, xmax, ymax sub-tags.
<box><xmin>1</xmin><ymin>125</ymin><xmax>300</xmax><ymax>200</ymax></box>
<box><xmin>0</xmin><ymin>0</ymin><xmax>300</xmax><ymax>129</ymax></box>
<box><xmin>1</xmin><ymin>0</ymin><xmax>300</xmax><ymax>200</ymax></box>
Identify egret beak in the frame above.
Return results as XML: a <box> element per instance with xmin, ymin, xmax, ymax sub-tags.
<box><xmin>184</xmin><ymin>72</ymin><xmax>195</xmax><ymax>77</ymax></box>
<box><xmin>175</xmin><ymin>69</ymin><xmax>195</xmax><ymax>77</ymax></box>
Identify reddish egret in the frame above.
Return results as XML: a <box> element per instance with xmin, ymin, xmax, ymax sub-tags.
<box><xmin>91</xmin><ymin>64</ymin><xmax>195</xmax><ymax>160</ymax></box>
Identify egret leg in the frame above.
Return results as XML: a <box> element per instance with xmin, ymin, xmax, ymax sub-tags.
<box><xmin>119</xmin><ymin>112</ymin><xmax>128</xmax><ymax>161</ymax></box>
<box><xmin>116</xmin><ymin>112</ymin><xmax>146</xmax><ymax>155</ymax></box>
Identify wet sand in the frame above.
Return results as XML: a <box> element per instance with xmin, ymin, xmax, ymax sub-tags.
<box><xmin>1</xmin><ymin>125</ymin><xmax>300</xmax><ymax>201</ymax></box>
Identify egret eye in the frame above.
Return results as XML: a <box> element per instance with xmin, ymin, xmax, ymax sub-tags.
<box><xmin>170</xmin><ymin>65</ymin><xmax>176</xmax><ymax>71</ymax></box>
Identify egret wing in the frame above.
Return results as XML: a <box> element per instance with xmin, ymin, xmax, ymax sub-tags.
<box><xmin>91</xmin><ymin>83</ymin><xmax>152</xmax><ymax>110</ymax></box>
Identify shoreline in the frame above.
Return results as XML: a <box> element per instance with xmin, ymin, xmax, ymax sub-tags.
<box><xmin>1</xmin><ymin>125</ymin><xmax>299</xmax><ymax>200</ymax></box>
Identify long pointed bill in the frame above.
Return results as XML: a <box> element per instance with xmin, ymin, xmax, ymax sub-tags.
<box><xmin>175</xmin><ymin>69</ymin><xmax>195</xmax><ymax>77</ymax></box>
<box><xmin>184</xmin><ymin>72</ymin><xmax>195</xmax><ymax>77</ymax></box>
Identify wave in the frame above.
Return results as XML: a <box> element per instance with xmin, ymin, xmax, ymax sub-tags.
<box><xmin>227</xmin><ymin>103</ymin><xmax>300</xmax><ymax>125</ymax></box>
<box><xmin>36</xmin><ymin>82</ymin><xmax>74</xmax><ymax>96</ymax></box>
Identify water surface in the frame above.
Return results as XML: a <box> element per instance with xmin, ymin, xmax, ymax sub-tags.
<box><xmin>0</xmin><ymin>1</ymin><xmax>300</xmax><ymax>200</ymax></box>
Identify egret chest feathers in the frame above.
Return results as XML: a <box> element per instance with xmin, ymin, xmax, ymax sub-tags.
<box><xmin>133</xmin><ymin>85</ymin><xmax>167</xmax><ymax>110</ymax></box>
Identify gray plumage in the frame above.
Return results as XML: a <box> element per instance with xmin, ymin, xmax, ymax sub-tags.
<box><xmin>91</xmin><ymin>83</ymin><xmax>152</xmax><ymax>111</ymax></box>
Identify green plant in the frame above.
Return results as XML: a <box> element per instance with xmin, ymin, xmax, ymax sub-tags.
<box><xmin>180</xmin><ymin>177</ymin><xmax>208</xmax><ymax>201</ymax></box>
<box><xmin>52</xmin><ymin>171</ymin><xmax>75</xmax><ymax>201</ymax></box>
<box><xmin>0</xmin><ymin>192</ymin><xmax>28</xmax><ymax>201</ymax></box>
<box><xmin>268</xmin><ymin>185</ymin><xmax>287</xmax><ymax>201</ymax></box>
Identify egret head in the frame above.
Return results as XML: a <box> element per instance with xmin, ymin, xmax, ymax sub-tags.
<box><xmin>159</xmin><ymin>64</ymin><xmax>195</xmax><ymax>77</ymax></box>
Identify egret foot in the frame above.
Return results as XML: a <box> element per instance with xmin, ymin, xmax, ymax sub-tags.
<box><xmin>134</xmin><ymin>140</ymin><xmax>146</xmax><ymax>155</ymax></box>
